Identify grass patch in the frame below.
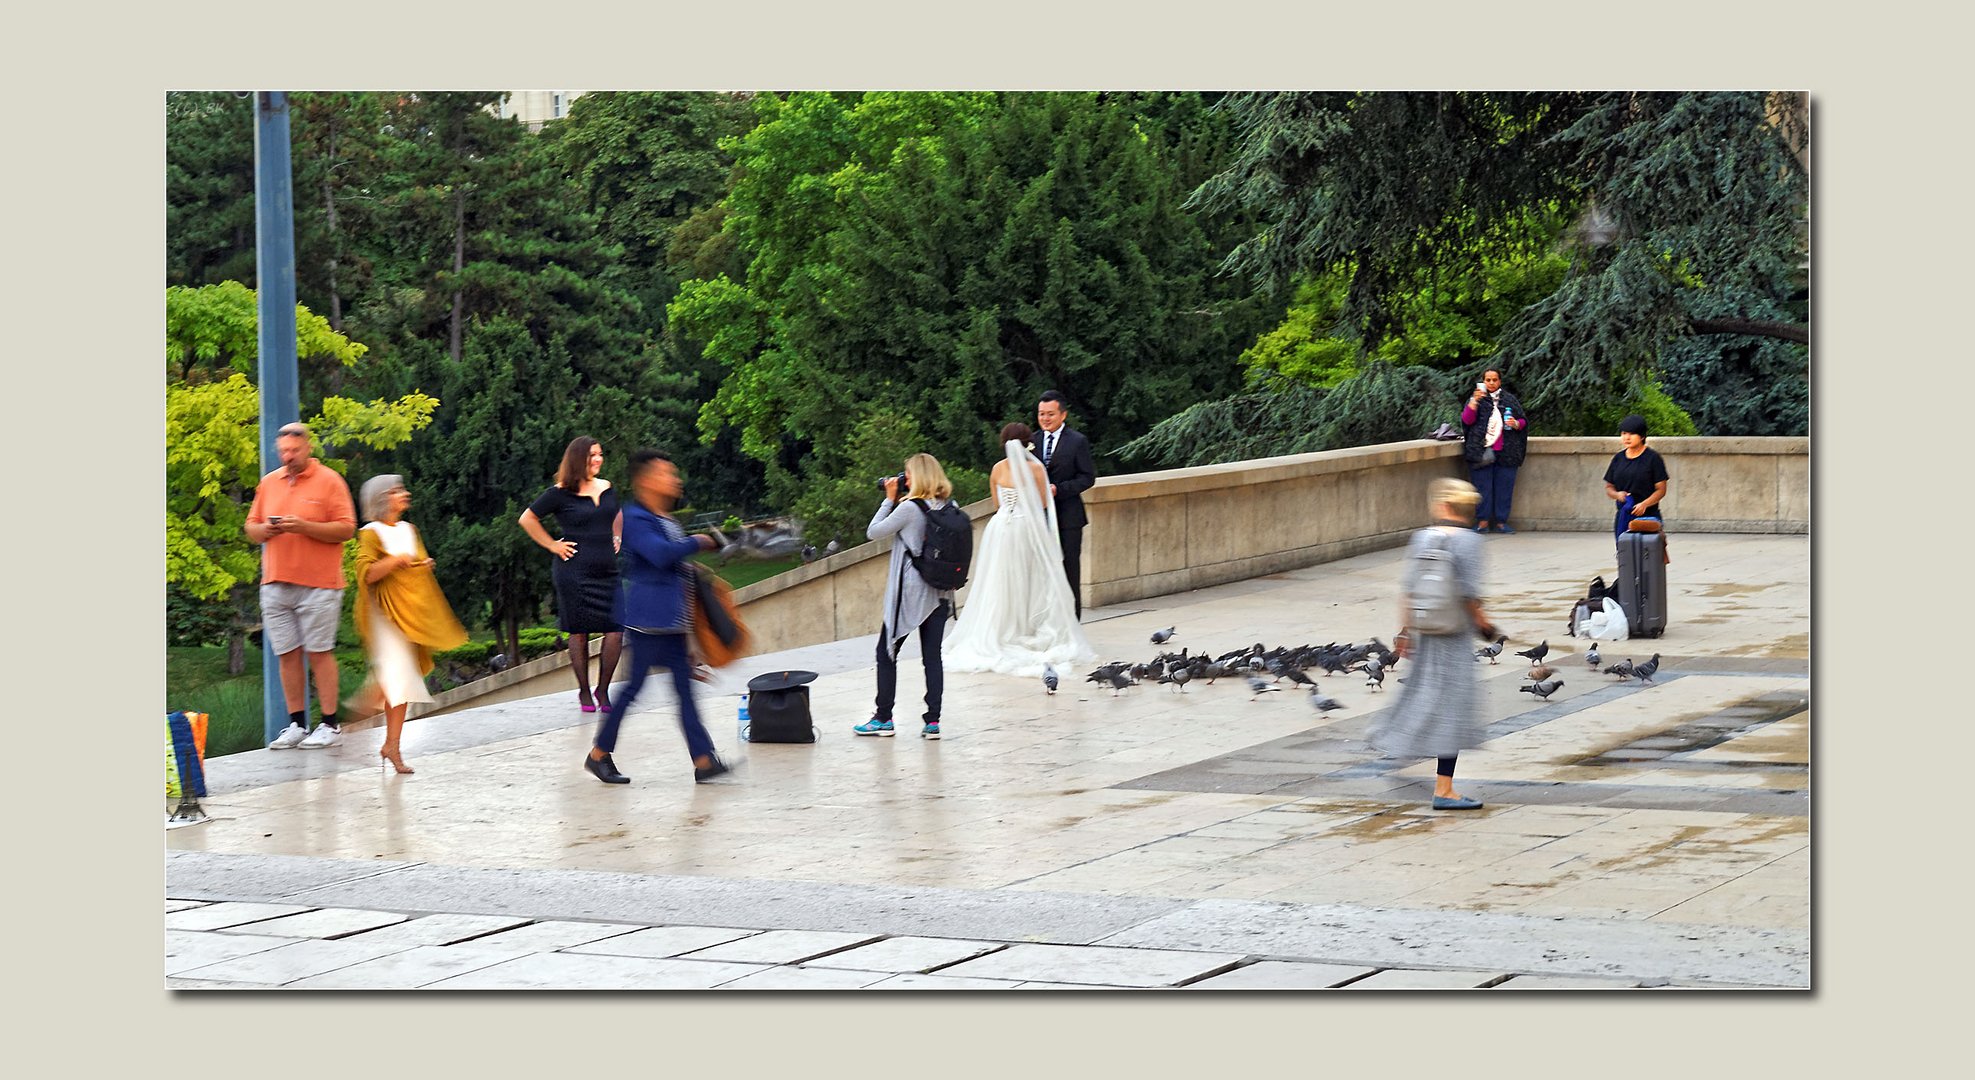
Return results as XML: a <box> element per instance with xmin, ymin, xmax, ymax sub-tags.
<box><xmin>696</xmin><ymin>552</ymin><xmax>803</xmax><ymax>589</ymax></box>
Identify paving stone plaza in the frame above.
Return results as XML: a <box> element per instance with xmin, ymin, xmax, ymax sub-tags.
<box><xmin>166</xmin><ymin>532</ymin><xmax>1810</xmax><ymax>990</ymax></box>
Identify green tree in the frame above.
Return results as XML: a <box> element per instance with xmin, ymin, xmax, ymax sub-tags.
<box><xmin>289</xmin><ymin>92</ymin><xmax>390</xmax><ymax>339</ymax></box>
<box><xmin>554</xmin><ymin>91</ymin><xmax>766</xmax><ymax>513</ymax></box>
<box><xmin>673</xmin><ymin>91</ymin><xmax>1279</xmax><ymax>530</ymax></box>
<box><xmin>1190</xmin><ymin>91</ymin><xmax>1806</xmax><ymax>443</ymax></box>
<box><xmin>554</xmin><ymin>91</ymin><xmax>757</xmax><ymax>308</ymax></box>
<box><xmin>166</xmin><ymin>92</ymin><xmax>257</xmax><ymax>289</ymax></box>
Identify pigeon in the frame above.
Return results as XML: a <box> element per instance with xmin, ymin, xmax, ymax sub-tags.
<box><xmin>800</xmin><ymin>543</ymin><xmax>818</xmax><ymax>563</ymax></box>
<box><xmin>823</xmin><ymin>537</ymin><xmax>841</xmax><ymax>556</ymax></box>
<box><xmin>1309</xmin><ymin>693</ymin><xmax>1346</xmax><ymax>713</ymax></box>
<box><xmin>1525</xmin><ymin>663</ymin><xmax>1555</xmax><ymax>682</ymax></box>
<box><xmin>1515</xmin><ymin>640</ymin><xmax>1550</xmax><ymax>664</ymax></box>
<box><xmin>1245</xmin><ymin>675</ymin><xmax>1281</xmax><ymax>698</ymax></box>
<box><xmin>1632</xmin><ymin>653</ymin><xmax>1662</xmax><ymax>684</ymax></box>
<box><xmin>1279</xmin><ymin>667</ymin><xmax>1318</xmax><ymax>689</ymax></box>
<box><xmin>1363</xmin><ymin>659</ymin><xmax>1385</xmax><ymax>692</ymax></box>
<box><xmin>1087</xmin><ymin>663</ymin><xmax>1130</xmax><ymax>684</ymax></box>
<box><xmin>1105</xmin><ymin>669</ymin><xmax>1134</xmax><ymax>696</ymax></box>
<box><xmin>1603</xmin><ymin>658</ymin><xmax>1634</xmax><ymax>680</ymax></box>
<box><xmin>1043</xmin><ymin>665</ymin><xmax>1059</xmax><ymax>695</ymax></box>
<box><xmin>489</xmin><ymin>652</ymin><xmax>511</xmax><ymax>672</ymax></box>
<box><xmin>1163</xmin><ymin>667</ymin><xmax>1193</xmax><ymax>693</ymax></box>
<box><xmin>1585</xmin><ymin>643</ymin><xmax>1602</xmax><ymax>670</ymax></box>
<box><xmin>1151</xmin><ymin>627</ymin><xmax>1176</xmax><ymax>645</ymax></box>
<box><xmin>1520</xmin><ymin>677</ymin><xmax>1565</xmax><ymax>700</ymax></box>
<box><xmin>1475</xmin><ymin>636</ymin><xmax>1508</xmax><ymax>664</ymax></box>
<box><xmin>732</xmin><ymin>519</ymin><xmax>807</xmax><ymax>560</ymax></box>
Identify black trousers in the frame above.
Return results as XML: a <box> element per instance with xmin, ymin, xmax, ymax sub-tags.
<box><xmin>1059</xmin><ymin>522</ymin><xmax>1085</xmax><ymax>617</ymax></box>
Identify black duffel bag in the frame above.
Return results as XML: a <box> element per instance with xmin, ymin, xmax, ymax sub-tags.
<box><xmin>745</xmin><ymin>670</ymin><xmax>818</xmax><ymax>743</ymax></box>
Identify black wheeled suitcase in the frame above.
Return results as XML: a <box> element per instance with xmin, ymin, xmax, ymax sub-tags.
<box><xmin>1616</xmin><ymin>532</ymin><xmax>1668</xmax><ymax>639</ymax></box>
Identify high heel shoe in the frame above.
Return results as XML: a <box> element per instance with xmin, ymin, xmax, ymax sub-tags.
<box><xmin>578</xmin><ymin>691</ymin><xmax>597</xmax><ymax>714</ymax></box>
<box><xmin>379</xmin><ymin>744</ymin><xmax>415</xmax><ymax>774</ymax></box>
<box><xmin>595</xmin><ymin>688</ymin><xmax>612</xmax><ymax>714</ymax></box>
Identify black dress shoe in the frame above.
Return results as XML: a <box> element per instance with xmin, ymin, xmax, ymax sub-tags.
<box><xmin>584</xmin><ymin>752</ymin><xmax>630</xmax><ymax>784</ymax></box>
<box><xmin>693</xmin><ymin>755</ymin><xmax>731</xmax><ymax>783</ymax></box>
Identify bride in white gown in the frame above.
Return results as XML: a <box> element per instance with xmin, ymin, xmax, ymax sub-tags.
<box><xmin>944</xmin><ymin>424</ymin><xmax>1096</xmax><ymax>677</ymax></box>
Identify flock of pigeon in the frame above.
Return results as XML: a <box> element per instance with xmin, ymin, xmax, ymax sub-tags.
<box><xmin>1042</xmin><ymin>626</ymin><xmax>1666</xmax><ymax>713</ymax></box>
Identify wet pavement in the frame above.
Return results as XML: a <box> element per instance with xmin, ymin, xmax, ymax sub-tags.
<box><xmin>166</xmin><ymin>532</ymin><xmax>1810</xmax><ymax>989</ymax></box>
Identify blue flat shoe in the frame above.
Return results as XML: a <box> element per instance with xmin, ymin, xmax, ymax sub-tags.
<box><xmin>1431</xmin><ymin>795</ymin><xmax>1484</xmax><ymax>810</ymax></box>
<box><xmin>1494</xmin><ymin>524</ymin><xmax>1516</xmax><ymax>534</ymax></box>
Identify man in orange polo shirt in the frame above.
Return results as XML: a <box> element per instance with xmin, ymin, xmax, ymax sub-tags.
<box><xmin>245</xmin><ymin>423</ymin><xmax>358</xmax><ymax>748</ymax></box>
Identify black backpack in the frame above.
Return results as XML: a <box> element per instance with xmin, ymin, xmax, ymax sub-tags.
<box><xmin>907</xmin><ymin>499</ymin><xmax>973</xmax><ymax>590</ymax></box>
<box><xmin>744</xmin><ymin>670</ymin><xmax>817</xmax><ymax>744</ymax></box>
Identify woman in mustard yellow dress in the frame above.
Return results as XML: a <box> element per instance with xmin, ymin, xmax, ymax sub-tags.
<box><xmin>351</xmin><ymin>474</ymin><xmax>467</xmax><ymax>774</ymax></box>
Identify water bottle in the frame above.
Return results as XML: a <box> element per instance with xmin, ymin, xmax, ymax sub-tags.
<box><xmin>737</xmin><ymin>693</ymin><xmax>750</xmax><ymax>743</ymax></box>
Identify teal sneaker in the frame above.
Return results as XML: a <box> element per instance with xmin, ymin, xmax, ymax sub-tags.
<box><xmin>854</xmin><ymin>717</ymin><xmax>895</xmax><ymax>737</ymax></box>
<box><xmin>921</xmin><ymin>721</ymin><xmax>941</xmax><ymax>739</ymax></box>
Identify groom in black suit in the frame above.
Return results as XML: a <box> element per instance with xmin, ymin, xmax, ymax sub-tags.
<box><xmin>1036</xmin><ymin>390</ymin><xmax>1097</xmax><ymax>617</ymax></box>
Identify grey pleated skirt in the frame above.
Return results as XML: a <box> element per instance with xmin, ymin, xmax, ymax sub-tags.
<box><xmin>1365</xmin><ymin>629</ymin><xmax>1487</xmax><ymax>759</ymax></box>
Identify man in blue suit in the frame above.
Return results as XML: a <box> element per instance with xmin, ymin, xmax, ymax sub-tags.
<box><xmin>1036</xmin><ymin>390</ymin><xmax>1098</xmax><ymax>618</ymax></box>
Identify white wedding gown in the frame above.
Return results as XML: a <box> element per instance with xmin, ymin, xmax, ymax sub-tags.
<box><xmin>944</xmin><ymin>441</ymin><xmax>1095</xmax><ymax>677</ymax></box>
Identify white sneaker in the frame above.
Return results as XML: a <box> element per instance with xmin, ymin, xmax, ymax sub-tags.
<box><xmin>268</xmin><ymin>723</ymin><xmax>308</xmax><ymax>749</ymax></box>
<box><xmin>298</xmin><ymin>724</ymin><xmax>342</xmax><ymax>749</ymax></box>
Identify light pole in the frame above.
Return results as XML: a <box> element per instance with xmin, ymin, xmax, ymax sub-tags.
<box><xmin>254</xmin><ymin>91</ymin><xmax>302</xmax><ymax>744</ymax></box>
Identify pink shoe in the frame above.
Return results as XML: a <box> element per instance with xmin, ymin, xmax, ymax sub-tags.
<box><xmin>579</xmin><ymin>692</ymin><xmax>597</xmax><ymax>713</ymax></box>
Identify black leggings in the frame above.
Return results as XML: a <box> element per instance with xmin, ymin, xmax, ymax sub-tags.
<box><xmin>1438</xmin><ymin>755</ymin><xmax>1459</xmax><ymax>778</ymax></box>
<box><xmin>875</xmin><ymin>600</ymin><xmax>949</xmax><ymax>722</ymax></box>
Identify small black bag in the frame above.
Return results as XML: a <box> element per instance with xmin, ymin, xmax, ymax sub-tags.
<box><xmin>1568</xmin><ymin>575</ymin><xmax>1610</xmax><ymax>635</ymax></box>
<box><xmin>745</xmin><ymin>670</ymin><xmax>818</xmax><ymax>744</ymax></box>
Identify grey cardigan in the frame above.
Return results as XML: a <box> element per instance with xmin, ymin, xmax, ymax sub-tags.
<box><xmin>868</xmin><ymin>496</ymin><xmax>956</xmax><ymax>655</ymax></box>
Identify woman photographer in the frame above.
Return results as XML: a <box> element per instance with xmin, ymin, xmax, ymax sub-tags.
<box><xmin>855</xmin><ymin>454</ymin><xmax>958</xmax><ymax>741</ymax></box>
<box><xmin>1461</xmin><ymin>369</ymin><xmax>1528</xmax><ymax>534</ymax></box>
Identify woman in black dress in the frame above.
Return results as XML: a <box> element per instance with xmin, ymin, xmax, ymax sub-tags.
<box><xmin>518</xmin><ymin>436</ymin><xmax>623</xmax><ymax>712</ymax></box>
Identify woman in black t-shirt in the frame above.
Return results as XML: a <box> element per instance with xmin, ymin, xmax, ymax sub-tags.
<box><xmin>1602</xmin><ymin>414</ymin><xmax>1670</xmax><ymax>549</ymax></box>
<box><xmin>518</xmin><ymin>436</ymin><xmax>624</xmax><ymax>713</ymax></box>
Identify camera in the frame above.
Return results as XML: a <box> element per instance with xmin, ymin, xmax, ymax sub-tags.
<box><xmin>878</xmin><ymin>470</ymin><xmax>908</xmax><ymax>494</ymax></box>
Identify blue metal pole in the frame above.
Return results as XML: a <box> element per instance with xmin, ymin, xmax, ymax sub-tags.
<box><xmin>255</xmin><ymin>92</ymin><xmax>302</xmax><ymax>744</ymax></box>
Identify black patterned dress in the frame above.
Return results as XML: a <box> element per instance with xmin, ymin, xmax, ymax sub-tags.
<box><xmin>528</xmin><ymin>484</ymin><xmax>622</xmax><ymax>633</ymax></box>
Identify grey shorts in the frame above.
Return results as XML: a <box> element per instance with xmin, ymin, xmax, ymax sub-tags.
<box><xmin>260</xmin><ymin>583</ymin><xmax>344</xmax><ymax>654</ymax></box>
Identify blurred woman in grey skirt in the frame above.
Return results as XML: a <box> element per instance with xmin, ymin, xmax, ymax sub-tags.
<box><xmin>1367</xmin><ymin>478</ymin><xmax>1501</xmax><ymax>810</ymax></box>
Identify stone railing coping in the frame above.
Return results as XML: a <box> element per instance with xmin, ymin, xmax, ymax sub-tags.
<box><xmin>723</xmin><ymin>435</ymin><xmax>1809</xmax><ymax>608</ymax></box>
<box><xmin>1084</xmin><ymin>439</ymin><xmax>1455</xmax><ymax>501</ymax></box>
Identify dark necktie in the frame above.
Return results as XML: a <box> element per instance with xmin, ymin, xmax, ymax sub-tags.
<box><xmin>1045</xmin><ymin>432</ymin><xmax>1056</xmax><ymax>464</ymax></box>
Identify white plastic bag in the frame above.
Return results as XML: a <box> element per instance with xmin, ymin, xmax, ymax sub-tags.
<box><xmin>1582</xmin><ymin>598</ymin><xmax>1629</xmax><ymax>640</ymax></box>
